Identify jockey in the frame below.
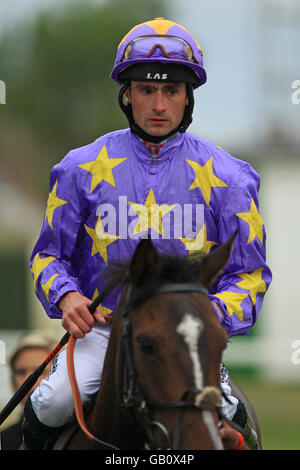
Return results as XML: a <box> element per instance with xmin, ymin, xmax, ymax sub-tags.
<box><xmin>23</xmin><ymin>18</ymin><xmax>271</xmax><ymax>449</ymax></box>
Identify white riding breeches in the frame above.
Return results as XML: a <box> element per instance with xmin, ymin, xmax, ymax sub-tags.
<box><xmin>30</xmin><ymin>325</ymin><xmax>111</xmax><ymax>427</ymax></box>
<box><xmin>30</xmin><ymin>324</ymin><xmax>238</xmax><ymax>428</ymax></box>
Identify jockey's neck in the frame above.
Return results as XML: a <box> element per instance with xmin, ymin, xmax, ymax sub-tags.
<box><xmin>138</xmin><ymin>132</ymin><xmax>179</xmax><ymax>164</ymax></box>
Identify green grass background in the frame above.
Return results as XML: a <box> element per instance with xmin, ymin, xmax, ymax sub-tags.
<box><xmin>230</xmin><ymin>374</ymin><xmax>300</xmax><ymax>450</ymax></box>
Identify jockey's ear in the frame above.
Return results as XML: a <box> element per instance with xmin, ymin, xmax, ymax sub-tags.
<box><xmin>199</xmin><ymin>229</ymin><xmax>238</xmax><ymax>287</ymax></box>
<box><xmin>130</xmin><ymin>237</ymin><xmax>158</xmax><ymax>286</ymax></box>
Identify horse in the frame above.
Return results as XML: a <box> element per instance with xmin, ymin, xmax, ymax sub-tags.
<box><xmin>64</xmin><ymin>233</ymin><xmax>261</xmax><ymax>450</ymax></box>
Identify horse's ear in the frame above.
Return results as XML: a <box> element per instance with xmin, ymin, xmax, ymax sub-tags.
<box><xmin>199</xmin><ymin>229</ymin><xmax>238</xmax><ymax>287</ymax></box>
<box><xmin>130</xmin><ymin>237</ymin><xmax>158</xmax><ymax>286</ymax></box>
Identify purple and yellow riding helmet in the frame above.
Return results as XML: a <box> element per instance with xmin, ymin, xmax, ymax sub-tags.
<box><xmin>111</xmin><ymin>18</ymin><xmax>207</xmax><ymax>141</ymax></box>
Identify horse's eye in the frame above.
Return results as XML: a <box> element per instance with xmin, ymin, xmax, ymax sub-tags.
<box><xmin>137</xmin><ymin>337</ymin><xmax>155</xmax><ymax>355</ymax></box>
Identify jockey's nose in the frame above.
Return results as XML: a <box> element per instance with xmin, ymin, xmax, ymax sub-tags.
<box><xmin>153</xmin><ymin>90</ymin><xmax>166</xmax><ymax>113</ymax></box>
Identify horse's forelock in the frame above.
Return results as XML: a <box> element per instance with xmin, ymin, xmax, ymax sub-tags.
<box><xmin>99</xmin><ymin>252</ymin><xmax>206</xmax><ymax>311</ymax></box>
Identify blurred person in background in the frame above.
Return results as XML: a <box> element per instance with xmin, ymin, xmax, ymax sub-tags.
<box><xmin>0</xmin><ymin>331</ymin><xmax>55</xmax><ymax>450</ymax></box>
<box><xmin>23</xmin><ymin>18</ymin><xmax>271</xmax><ymax>450</ymax></box>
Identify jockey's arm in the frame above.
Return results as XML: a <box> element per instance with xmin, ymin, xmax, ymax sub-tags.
<box><xmin>207</xmin><ymin>156</ymin><xmax>272</xmax><ymax>338</ymax></box>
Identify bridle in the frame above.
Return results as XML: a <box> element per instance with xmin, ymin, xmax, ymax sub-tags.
<box><xmin>118</xmin><ymin>282</ymin><xmax>224</xmax><ymax>450</ymax></box>
<box><xmin>67</xmin><ymin>282</ymin><xmax>230</xmax><ymax>450</ymax></box>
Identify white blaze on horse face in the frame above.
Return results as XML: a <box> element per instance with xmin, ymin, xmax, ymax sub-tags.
<box><xmin>176</xmin><ymin>313</ymin><xmax>223</xmax><ymax>450</ymax></box>
<box><xmin>176</xmin><ymin>313</ymin><xmax>203</xmax><ymax>389</ymax></box>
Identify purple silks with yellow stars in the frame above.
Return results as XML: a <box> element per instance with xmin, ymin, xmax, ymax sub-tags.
<box><xmin>29</xmin><ymin>129</ymin><xmax>272</xmax><ymax>338</ymax></box>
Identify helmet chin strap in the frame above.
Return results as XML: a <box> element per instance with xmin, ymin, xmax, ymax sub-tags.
<box><xmin>118</xmin><ymin>81</ymin><xmax>195</xmax><ymax>145</ymax></box>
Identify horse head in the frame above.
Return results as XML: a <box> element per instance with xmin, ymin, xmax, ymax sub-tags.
<box><xmin>116</xmin><ymin>231</ymin><xmax>237</xmax><ymax>450</ymax></box>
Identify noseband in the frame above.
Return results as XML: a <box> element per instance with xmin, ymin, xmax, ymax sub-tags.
<box><xmin>119</xmin><ymin>282</ymin><xmax>223</xmax><ymax>450</ymax></box>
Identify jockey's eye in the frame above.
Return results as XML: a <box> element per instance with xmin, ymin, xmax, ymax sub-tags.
<box><xmin>136</xmin><ymin>336</ymin><xmax>155</xmax><ymax>355</ymax></box>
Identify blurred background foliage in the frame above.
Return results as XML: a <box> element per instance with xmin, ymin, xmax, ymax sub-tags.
<box><xmin>0</xmin><ymin>0</ymin><xmax>167</xmax><ymax>200</ymax></box>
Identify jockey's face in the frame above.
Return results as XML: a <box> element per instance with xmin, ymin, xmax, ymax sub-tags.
<box><xmin>124</xmin><ymin>81</ymin><xmax>188</xmax><ymax>137</ymax></box>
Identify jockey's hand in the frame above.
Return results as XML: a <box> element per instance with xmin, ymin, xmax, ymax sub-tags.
<box><xmin>219</xmin><ymin>421</ymin><xmax>250</xmax><ymax>450</ymax></box>
<box><xmin>59</xmin><ymin>291</ymin><xmax>107</xmax><ymax>338</ymax></box>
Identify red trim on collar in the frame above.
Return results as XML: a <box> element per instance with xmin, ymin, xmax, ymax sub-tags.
<box><xmin>142</xmin><ymin>140</ymin><xmax>164</xmax><ymax>155</ymax></box>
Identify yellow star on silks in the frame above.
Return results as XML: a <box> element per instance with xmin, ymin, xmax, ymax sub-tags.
<box><xmin>85</xmin><ymin>216</ymin><xmax>119</xmax><ymax>265</ymax></box>
<box><xmin>45</xmin><ymin>181</ymin><xmax>68</xmax><ymax>229</ymax></box>
<box><xmin>214</xmin><ymin>291</ymin><xmax>248</xmax><ymax>322</ymax></box>
<box><xmin>31</xmin><ymin>254</ymin><xmax>56</xmax><ymax>291</ymax></box>
<box><xmin>187</xmin><ymin>157</ymin><xmax>228</xmax><ymax>205</ymax></box>
<box><xmin>78</xmin><ymin>145</ymin><xmax>127</xmax><ymax>192</ymax></box>
<box><xmin>179</xmin><ymin>223</ymin><xmax>216</xmax><ymax>255</ymax></box>
<box><xmin>236</xmin><ymin>198</ymin><xmax>264</xmax><ymax>244</ymax></box>
<box><xmin>236</xmin><ymin>268</ymin><xmax>266</xmax><ymax>305</ymax></box>
<box><xmin>41</xmin><ymin>274</ymin><xmax>59</xmax><ymax>302</ymax></box>
<box><xmin>129</xmin><ymin>188</ymin><xmax>175</xmax><ymax>236</ymax></box>
<box><xmin>92</xmin><ymin>289</ymin><xmax>113</xmax><ymax>316</ymax></box>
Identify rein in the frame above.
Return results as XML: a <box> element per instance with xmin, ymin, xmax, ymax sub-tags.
<box><xmin>66</xmin><ymin>336</ymin><xmax>119</xmax><ymax>450</ymax></box>
<box><xmin>66</xmin><ymin>282</ymin><xmax>242</xmax><ymax>450</ymax></box>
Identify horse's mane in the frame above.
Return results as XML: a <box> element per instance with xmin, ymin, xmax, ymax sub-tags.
<box><xmin>100</xmin><ymin>251</ymin><xmax>206</xmax><ymax>307</ymax></box>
